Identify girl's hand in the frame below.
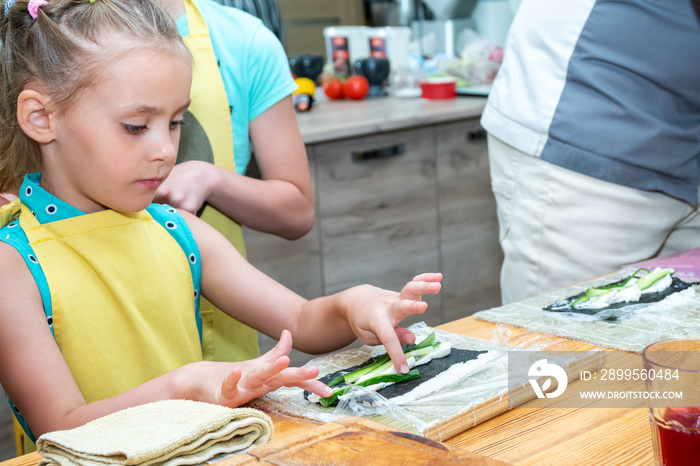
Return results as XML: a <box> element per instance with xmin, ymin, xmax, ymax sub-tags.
<box><xmin>181</xmin><ymin>330</ymin><xmax>332</xmax><ymax>407</ymax></box>
<box><xmin>342</xmin><ymin>273</ymin><xmax>443</xmax><ymax>374</ymax></box>
<box><xmin>154</xmin><ymin>161</ymin><xmax>215</xmax><ymax>214</ymax></box>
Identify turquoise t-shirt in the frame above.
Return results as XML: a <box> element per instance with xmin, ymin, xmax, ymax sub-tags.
<box><xmin>177</xmin><ymin>0</ymin><xmax>297</xmax><ymax>174</ymax></box>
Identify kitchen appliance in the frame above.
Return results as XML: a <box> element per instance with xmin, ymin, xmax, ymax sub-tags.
<box><xmin>323</xmin><ymin>26</ymin><xmax>369</xmax><ymax>76</ymax></box>
<box><xmin>355</xmin><ymin>57</ymin><xmax>391</xmax><ymax>97</ymax></box>
<box><xmin>324</xmin><ymin>25</ymin><xmax>410</xmax><ymax>81</ymax></box>
<box><xmin>411</xmin><ymin>0</ymin><xmax>515</xmax><ymax>56</ymax></box>
<box><xmin>288</xmin><ymin>54</ymin><xmax>324</xmax><ymax>84</ymax></box>
<box><xmin>421</xmin><ymin>0</ymin><xmax>478</xmax><ymax>19</ymax></box>
<box><xmin>366</xmin><ymin>26</ymin><xmax>411</xmax><ymax>72</ymax></box>
<box><xmin>411</xmin><ymin>18</ymin><xmax>473</xmax><ymax>57</ymax></box>
<box><xmin>366</xmin><ymin>0</ymin><xmax>416</xmax><ymax>27</ymax></box>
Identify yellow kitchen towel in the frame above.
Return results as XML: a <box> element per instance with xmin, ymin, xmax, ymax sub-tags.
<box><xmin>36</xmin><ymin>400</ymin><xmax>273</xmax><ymax>466</ymax></box>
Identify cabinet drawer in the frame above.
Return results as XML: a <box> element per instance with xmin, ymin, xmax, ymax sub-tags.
<box><xmin>436</xmin><ymin>120</ymin><xmax>502</xmax><ymax>321</ymax></box>
<box><xmin>315</xmin><ymin>127</ymin><xmax>442</xmax><ymax>325</ymax></box>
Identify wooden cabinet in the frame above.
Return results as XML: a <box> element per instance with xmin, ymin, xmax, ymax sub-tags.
<box><xmin>436</xmin><ymin>120</ymin><xmax>502</xmax><ymax>323</ymax></box>
<box><xmin>245</xmin><ymin>117</ymin><xmax>503</xmax><ymax>358</ymax></box>
<box><xmin>314</xmin><ymin>126</ymin><xmax>442</xmax><ymax>327</ymax></box>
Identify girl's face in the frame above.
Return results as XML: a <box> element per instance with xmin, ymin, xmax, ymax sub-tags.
<box><xmin>43</xmin><ymin>38</ymin><xmax>192</xmax><ymax>213</ymax></box>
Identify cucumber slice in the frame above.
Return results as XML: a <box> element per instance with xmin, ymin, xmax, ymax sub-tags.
<box><xmin>635</xmin><ymin>268</ymin><xmax>675</xmax><ymax>291</ymax></box>
<box><xmin>343</xmin><ymin>333</ymin><xmax>436</xmax><ymax>385</ymax></box>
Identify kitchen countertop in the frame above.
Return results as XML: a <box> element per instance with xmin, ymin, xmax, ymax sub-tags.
<box><xmin>297</xmin><ymin>95</ymin><xmax>487</xmax><ymax>144</ymax></box>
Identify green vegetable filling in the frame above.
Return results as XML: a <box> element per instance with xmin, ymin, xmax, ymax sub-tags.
<box><xmin>321</xmin><ymin>333</ymin><xmax>443</xmax><ymax>407</ymax></box>
<box><xmin>320</xmin><ymin>369</ymin><xmax>420</xmax><ymax>407</ymax></box>
<box><xmin>570</xmin><ymin>268</ymin><xmax>675</xmax><ymax>308</ymax></box>
<box><xmin>331</xmin><ymin>333</ymin><xmax>437</xmax><ymax>387</ymax></box>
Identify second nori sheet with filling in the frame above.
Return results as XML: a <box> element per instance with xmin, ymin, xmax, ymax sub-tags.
<box><xmin>304</xmin><ymin>348</ymin><xmax>487</xmax><ymax>404</ymax></box>
<box><xmin>543</xmin><ymin>276</ymin><xmax>695</xmax><ymax>322</ymax></box>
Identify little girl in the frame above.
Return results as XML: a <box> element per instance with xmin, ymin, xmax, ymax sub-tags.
<box><xmin>0</xmin><ymin>0</ymin><xmax>442</xmax><ymax>442</ymax></box>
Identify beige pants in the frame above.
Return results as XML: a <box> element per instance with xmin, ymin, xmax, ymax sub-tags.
<box><xmin>488</xmin><ymin>134</ymin><xmax>700</xmax><ymax>304</ymax></box>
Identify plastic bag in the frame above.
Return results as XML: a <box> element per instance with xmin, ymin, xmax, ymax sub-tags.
<box><xmin>443</xmin><ymin>29</ymin><xmax>503</xmax><ymax>86</ymax></box>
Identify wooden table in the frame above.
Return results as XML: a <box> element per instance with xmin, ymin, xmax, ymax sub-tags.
<box><xmin>0</xmin><ymin>317</ymin><xmax>654</xmax><ymax>466</ymax></box>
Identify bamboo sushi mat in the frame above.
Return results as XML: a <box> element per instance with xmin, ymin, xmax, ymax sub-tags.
<box><xmin>474</xmin><ymin>269</ymin><xmax>700</xmax><ymax>353</ymax></box>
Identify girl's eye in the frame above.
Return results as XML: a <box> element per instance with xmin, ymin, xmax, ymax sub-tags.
<box><xmin>123</xmin><ymin>124</ymin><xmax>147</xmax><ymax>135</ymax></box>
<box><xmin>170</xmin><ymin>120</ymin><xmax>186</xmax><ymax>130</ymax></box>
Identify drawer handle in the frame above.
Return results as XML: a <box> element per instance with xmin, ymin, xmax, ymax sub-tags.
<box><xmin>352</xmin><ymin>143</ymin><xmax>406</xmax><ymax>162</ymax></box>
<box><xmin>466</xmin><ymin>129</ymin><xmax>487</xmax><ymax>141</ymax></box>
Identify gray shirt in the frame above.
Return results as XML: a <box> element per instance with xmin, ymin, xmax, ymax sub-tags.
<box><xmin>213</xmin><ymin>0</ymin><xmax>282</xmax><ymax>40</ymax></box>
<box><xmin>482</xmin><ymin>0</ymin><xmax>700</xmax><ymax>204</ymax></box>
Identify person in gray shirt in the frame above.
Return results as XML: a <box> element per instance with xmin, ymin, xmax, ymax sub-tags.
<box><xmin>482</xmin><ymin>0</ymin><xmax>700</xmax><ymax>303</ymax></box>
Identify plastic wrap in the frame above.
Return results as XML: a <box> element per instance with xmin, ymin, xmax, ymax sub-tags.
<box><xmin>474</xmin><ymin>268</ymin><xmax>700</xmax><ymax>353</ymax></box>
<box><xmin>251</xmin><ymin>323</ymin><xmax>514</xmax><ymax>441</ymax></box>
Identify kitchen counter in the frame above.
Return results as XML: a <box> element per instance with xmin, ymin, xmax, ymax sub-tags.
<box><xmin>297</xmin><ymin>95</ymin><xmax>487</xmax><ymax>144</ymax></box>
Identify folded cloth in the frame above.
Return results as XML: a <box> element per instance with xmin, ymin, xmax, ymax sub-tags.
<box><xmin>36</xmin><ymin>400</ymin><xmax>274</xmax><ymax>466</ymax></box>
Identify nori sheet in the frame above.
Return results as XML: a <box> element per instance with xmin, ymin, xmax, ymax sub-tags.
<box><xmin>304</xmin><ymin>348</ymin><xmax>486</xmax><ymax>405</ymax></box>
<box><xmin>543</xmin><ymin>276</ymin><xmax>695</xmax><ymax>322</ymax></box>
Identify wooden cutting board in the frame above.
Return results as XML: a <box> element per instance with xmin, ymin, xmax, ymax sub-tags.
<box><xmin>216</xmin><ymin>417</ymin><xmax>510</xmax><ymax>465</ymax></box>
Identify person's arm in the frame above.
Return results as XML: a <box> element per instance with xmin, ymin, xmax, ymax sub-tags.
<box><xmin>0</xmin><ymin>243</ymin><xmax>330</xmax><ymax>438</ymax></box>
<box><xmin>154</xmin><ymin>96</ymin><xmax>313</xmax><ymax>240</ymax></box>
<box><xmin>185</xmin><ymin>210</ymin><xmax>443</xmax><ymax>372</ymax></box>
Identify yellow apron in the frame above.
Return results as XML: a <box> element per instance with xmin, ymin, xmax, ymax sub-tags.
<box><xmin>180</xmin><ymin>0</ymin><xmax>259</xmax><ymax>362</ymax></box>
<box><xmin>19</xmin><ymin>205</ymin><xmax>202</xmax><ymax>403</ymax></box>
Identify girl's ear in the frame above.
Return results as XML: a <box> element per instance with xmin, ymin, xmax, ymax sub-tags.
<box><xmin>16</xmin><ymin>89</ymin><xmax>56</xmax><ymax>143</ymax></box>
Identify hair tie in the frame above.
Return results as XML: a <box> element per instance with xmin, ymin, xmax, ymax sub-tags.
<box><xmin>4</xmin><ymin>0</ymin><xmax>16</xmax><ymax>16</ymax></box>
<box><xmin>27</xmin><ymin>0</ymin><xmax>47</xmax><ymax>19</ymax></box>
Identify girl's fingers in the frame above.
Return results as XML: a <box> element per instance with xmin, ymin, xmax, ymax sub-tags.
<box><xmin>399</xmin><ymin>278</ymin><xmax>442</xmax><ymax>301</ymax></box>
<box><xmin>392</xmin><ymin>300</ymin><xmax>428</xmax><ymax>323</ymax></box>
<box><xmin>243</xmin><ymin>355</ymin><xmax>291</xmax><ymax>389</ymax></box>
<box><xmin>374</xmin><ymin>326</ymin><xmax>409</xmax><ymax>374</ymax></box>
<box><xmin>395</xmin><ymin>327</ymin><xmax>416</xmax><ymax>346</ymax></box>
<box><xmin>296</xmin><ymin>379</ymin><xmax>334</xmax><ymax>398</ymax></box>
<box><xmin>264</xmin><ymin>365</ymin><xmax>321</xmax><ymax>389</ymax></box>
<box><xmin>220</xmin><ymin>368</ymin><xmax>242</xmax><ymax>400</ymax></box>
<box><xmin>258</xmin><ymin>329</ymin><xmax>293</xmax><ymax>363</ymax></box>
<box><xmin>413</xmin><ymin>272</ymin><xmax>443</xmax><ymax>282</ymax></box>
<box><xmin>273</xmin><ymin>329</ymin><xmax>293</xmax><ymax>355</ymax></box>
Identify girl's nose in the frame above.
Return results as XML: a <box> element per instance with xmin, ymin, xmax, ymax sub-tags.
<box><xmin>150</xmin><ymin>131</ymin><xmax>178</xmax><ymax>163</ymax></box>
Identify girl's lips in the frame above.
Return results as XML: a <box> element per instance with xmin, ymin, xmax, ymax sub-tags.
<box><xmin>138</xmin><ymin>178</ymin><xmax>162</xmax><ymax>189</ymax></box>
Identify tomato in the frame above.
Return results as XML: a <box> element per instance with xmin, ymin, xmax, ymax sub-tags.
<box><xmin>322</xmin><ymin>79</ymin><xmax>344</xmax><ymax>100</ymax></box>
<box><xmin>342</xmin><ymin>76</ymin><xmax>369</xmax><ymax>100</ymax></box>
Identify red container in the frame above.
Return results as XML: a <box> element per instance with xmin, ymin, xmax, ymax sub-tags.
<box><xmin>421</xmin><ymin>78</ymin><xmax>457</xmax><ymax>99</ymax></box>
<box><xmin>652</xmin><ymin>407</ymin><xmax>700</xmax><ymax>466</ymax></box>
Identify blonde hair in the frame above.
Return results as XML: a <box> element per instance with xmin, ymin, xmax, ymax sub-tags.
<box><xmin>0</xmin><ymin>0</ymin><xmax>187</xmax><ymax>192</ymax></box>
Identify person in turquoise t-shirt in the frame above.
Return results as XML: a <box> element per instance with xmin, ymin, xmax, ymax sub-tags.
<box><xmin>155</xmin><ymin>0</ymin><xmax>313</xmax><ymax>242</ymax></box>
<box><xmin>154</xmin><ymin>0</ymin><xmax>314</xmax><ymax>364</ymax></box>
